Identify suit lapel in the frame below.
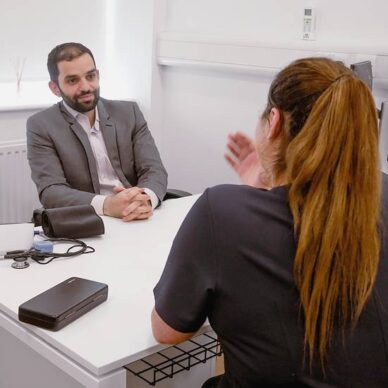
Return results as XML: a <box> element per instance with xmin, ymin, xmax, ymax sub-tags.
<box><xmin>59</xmin><ymin>102</ymin><xmax>100</xmax><ymax>193</ymax></box>
<box><xmin>97</xmin><ymin>101</ymin><xmax>130</xmax><ymax>186</ymax></box>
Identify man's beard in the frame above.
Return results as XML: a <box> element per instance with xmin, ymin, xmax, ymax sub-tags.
<box><xmin>60</xmin><ymin>87</ymin><xmax>100</xmax><ymax>113</ymax></box>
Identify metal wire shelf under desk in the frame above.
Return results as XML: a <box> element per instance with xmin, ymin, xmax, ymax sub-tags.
<box><xmin>124</xmin><ymin>332</ymin><xmax>222</xmax><ymax>386</ymax></box>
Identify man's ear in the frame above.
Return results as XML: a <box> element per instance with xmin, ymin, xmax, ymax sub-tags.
<box><xmin>48</xmin><ymin>80</ymin><xmax>61</xmax><ymax>97</ymax></box>
<box><xmin>267</xmin><ymin>107</ymin><xmax>282</xmax><ymax>140</ymax></box>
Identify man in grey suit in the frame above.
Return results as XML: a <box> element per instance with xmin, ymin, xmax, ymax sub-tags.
<box><xmin>27</xmin><ymin>42</ymin><xmax>167</xmax><ymax>222</ymax></box>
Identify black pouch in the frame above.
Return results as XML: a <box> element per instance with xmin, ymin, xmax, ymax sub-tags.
<box><xmin>41</xmin><ymin>205</ymin><xmax>105</xmax><ymax>238</ymax></box>
<box><xmin>19</xmin><ymin>277</ymin><xmax>108</xmax><ymax>331</ymax></box>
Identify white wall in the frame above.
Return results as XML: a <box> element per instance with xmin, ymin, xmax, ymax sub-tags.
<box><xmin>160</xmin><ymin>66</ymin><xmax>266</xmax><ymax>191</ymax></box>
<box><xmin>158</xmin><ymin>0</ymin><xmax>388</xmax><ymax>193</ymax></box>
<box><xmin>103</xmin><ymin>0</ymin><xmax>163</xmax><ymax>145</ymax></box>
<box><xmin>165</xmin><ymin>0</ymin><xmax>388</xmax><ymax>47</ymax></box>
<box><xmin>0</xmin><ymin>110</ymin><xmax>36</xmax><ymax>142</ymax></box>
<box><xmin>0</xmin><ymin>0</ymin><xmax>106</xmax><ymax>83</ymax></box>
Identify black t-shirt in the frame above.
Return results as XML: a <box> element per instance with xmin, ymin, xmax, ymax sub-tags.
<box><xmin>154</xmin><ymin>175</ymin><xmax>388</xmax><ymax>387</ymax></box>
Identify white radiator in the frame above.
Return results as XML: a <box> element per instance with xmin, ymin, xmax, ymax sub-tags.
<box><xmin>0</xmin><ymin>141</ymin><xmax>41</xmax><ymax>224</ymax></box>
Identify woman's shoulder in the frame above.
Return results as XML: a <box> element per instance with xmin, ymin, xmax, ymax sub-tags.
<box><xmin>205</xmin><ymin>183</ymin><xmax>287</xmax><ymax>201</ymax></box>
<box><xmin>206</xmin><ymin>183</ymin><xmax>261</xmax><ymax>195</ymax></box>
<box><xmin>202</xmin><ymin>184</ymin><xmax>289</xmax><ymax>219</ymax></box>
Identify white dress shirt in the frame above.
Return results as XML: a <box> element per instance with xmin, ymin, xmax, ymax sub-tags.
<box><xmin>62</xmin><ymin>101</ymin><xmax>158</xmax><ymax>214</ymax></box>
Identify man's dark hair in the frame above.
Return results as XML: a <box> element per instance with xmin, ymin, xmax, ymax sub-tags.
<box><xmin>47</xmin><ymin>42</ymin><xmax>96</xmax><ymax>82</ymax></box>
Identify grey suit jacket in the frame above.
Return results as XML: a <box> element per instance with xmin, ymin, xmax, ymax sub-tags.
<box><xmin>27</xmin><ymin>98</ymin><xmax>167</xmax><ymax>208</ymax></box>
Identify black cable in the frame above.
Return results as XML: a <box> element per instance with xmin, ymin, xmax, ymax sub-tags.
<box><xmin>3</xmin><ymin>238</ymin><xmax>95</xmax><ymax>265</ymax></box>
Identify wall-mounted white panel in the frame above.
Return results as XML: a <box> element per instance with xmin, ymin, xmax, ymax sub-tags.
<box><xmin>159</xmin><ymin>38</ymin><xmax>316</xmax><ymax>70</ymax></box>
<box><xmin>158</xmin><ymin>33</ymin><xmax>388</xmax><ymax>89</ymax></box>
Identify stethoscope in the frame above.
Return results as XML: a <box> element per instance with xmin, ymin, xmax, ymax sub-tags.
<box><xmin>1</xmin><ymin>238</ymin><xmax>95</xmax><ymax>269</ymax></box>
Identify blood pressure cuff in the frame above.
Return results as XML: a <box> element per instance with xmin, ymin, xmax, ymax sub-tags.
<box><xmin>39</xmin><ymin>205</ymin><xmax>104</xmax><ymax>239</ymax></box>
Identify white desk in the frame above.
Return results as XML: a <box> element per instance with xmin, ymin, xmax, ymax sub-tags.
<box><xmin>0</xmin><ymin>195</ymin><xmax>216</xmax><ymax>388</ymax></box>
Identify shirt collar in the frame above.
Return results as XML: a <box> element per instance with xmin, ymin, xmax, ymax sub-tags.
<box><xmin>62</xmin><ymin>100</ymin><xmax>100</xmax><ymax>128</ymax></box>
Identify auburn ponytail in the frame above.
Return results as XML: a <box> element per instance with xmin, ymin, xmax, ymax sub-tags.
<box><xmin>266</xmin><ymin>58</ymin><xmax>381</xmax><ymax>366</ymax></box>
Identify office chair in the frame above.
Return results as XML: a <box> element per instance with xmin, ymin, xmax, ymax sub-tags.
<box><xmin>379</xmin><ymin>101</ymin><xmax>388</xmax><ymax>168</ymax></box>
<box><xmin>350</xmin><ymin>61</ymin><xmax>373</xmax><ymax>90</ymax></box>
<box><xmin>163</xmin><ymin>188</ymin><xmax>192</xmax><ymax>200</ymax></box>
<box><xmin>350</xmin><ymin>60</ymin><xmax>382</xmax><ymax>121</ymax></box>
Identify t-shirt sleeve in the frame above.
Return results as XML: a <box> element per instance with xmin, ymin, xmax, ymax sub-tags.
<box><xmin>153</xmin><ymin>190</ymin><xmax>216</xmax><ymax>333</ymax></box>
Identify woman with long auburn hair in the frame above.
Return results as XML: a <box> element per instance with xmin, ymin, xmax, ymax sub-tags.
<box><xmin>152</xmin><ymin>58</ymin><xmax>388</xmax><ymax>387</ymax></box>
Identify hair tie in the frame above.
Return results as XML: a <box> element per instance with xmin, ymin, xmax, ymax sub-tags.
<box><xmin>334</xmin><ymin>74</ymin><xmax>348</xmax><ymax>83</ymax></box>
